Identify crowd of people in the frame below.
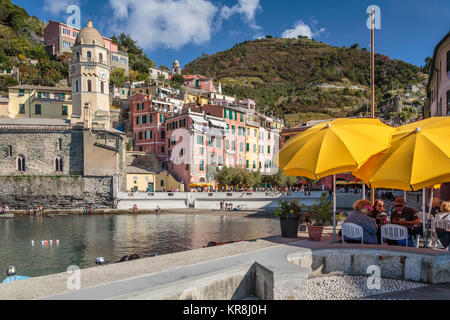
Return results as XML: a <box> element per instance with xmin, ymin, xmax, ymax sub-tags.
<box><xmin>340</xmin><ymin>196</ymin><xmax>450</xmax><ymax>249</ymax></box>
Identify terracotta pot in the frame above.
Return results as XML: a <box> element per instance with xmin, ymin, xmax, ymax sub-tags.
<box><xmin>307</xmin><ymin>225</ymin><xmax>324</xmax><ymax>241</ymax></box>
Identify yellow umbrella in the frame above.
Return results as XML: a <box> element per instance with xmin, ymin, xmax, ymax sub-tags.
<box><xmin>277</xmin><ymin>118</ymin><xmax>396</xmax><ymax>242</ymax></box>
<box><xmin>278</xmin><ymin>118</ymin><xmax>396</xmax><ymax>179</ymax></box>
<box><xmin>354</xmin><ymin>117</ymin><xmax>450</xmax><ymax>247</ymax></box>
<box><xmin>354</xmin><ymin>120</ymin><xmax>450</xmax><ymax>191</ymax></box>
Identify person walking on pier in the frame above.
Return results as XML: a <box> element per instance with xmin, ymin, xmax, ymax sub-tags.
<box><xmin>156</xmin><ymin>205</ymin><xmax>160</xmax><ymax>216</ymax></box>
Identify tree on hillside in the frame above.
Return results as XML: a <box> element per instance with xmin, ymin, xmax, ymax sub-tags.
<box><xmin>110</xmin><ymin>68</ymin><xmax>126</xmax><ymax>87</ymax></box>
<box><xmin>171</xmin><ymin>74</ymin><xmax>185</xmax><ymax>85</ymax></box>
<box><xmin>422</xmin><ymin>57</ymin><xmax>432</xmax><ymax>74</ymax></box>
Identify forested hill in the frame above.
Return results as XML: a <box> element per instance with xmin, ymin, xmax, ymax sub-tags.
<box><xmin>183</xmin><ymin>37</ymin><xmax>427</xmax><ymax>125</ymax></box>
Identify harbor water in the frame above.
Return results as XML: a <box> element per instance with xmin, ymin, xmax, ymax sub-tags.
<box><xmin>0</xmin><ymin>214</ymin><xmax>280</xmax><ymax>279</ymax></box>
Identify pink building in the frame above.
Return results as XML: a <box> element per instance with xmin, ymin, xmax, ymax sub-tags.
<box><xmin>44</xmin><ymin>20</ymin><xmax>129</xmax><ymax>75</ymax></box>
<box><xmin>203</xmin><ymin>104</ymin><xmax>246</xmax><ymax>168</ymax></box>
<box><xmin>428</xmin><ymin>31</ymin><xmax>450</xmax><ymax>117</ymax></box>
<box><xmin>182</xmin><ymin>75</ymin><xmax>216</xmax><ymax>92</ymax></box>
<box><xmin>427</xmin><ymin>31</ymin><xmax>450</xmax><ymax>201</ymax></box>
<box><xmin>165</xmin><ymin>109</ymin><xmax>226</xmax><ymax>191</ymax></box>
<box><xmin>129</xmin><ymin>93</ymin><xmax>170</xmax><ymax>166</ymax></box>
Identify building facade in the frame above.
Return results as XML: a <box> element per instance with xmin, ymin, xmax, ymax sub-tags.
<box><xmin>7</xmin><ymin>85</ymin><xmax>72</xmax><ymax>119</ymax></box>
<box><xmin>427</xmin><ymin>31</ymin><xmax>450</xmax><ymax>117</ymax></box>
<box><xmin>427</xmin><ymin>30</ymin><xmax>450</xmax><ymax>201</ymax></box>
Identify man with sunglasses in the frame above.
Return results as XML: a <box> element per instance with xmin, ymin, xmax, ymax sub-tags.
<box><xmin>390</xmin><ymin>197</ymin><xmax>420</xmax><ymax>246</ymax></box>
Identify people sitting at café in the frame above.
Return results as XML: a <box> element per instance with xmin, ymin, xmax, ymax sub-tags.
<box><xmin>390</xmin><ymin>197</ymin><xmax>420</xmax><ymax>246</ymax></box>
<box><xmin>341</xmin><ymin>199</ymin><xmax>378</xmax><ymax>244</ymax></box>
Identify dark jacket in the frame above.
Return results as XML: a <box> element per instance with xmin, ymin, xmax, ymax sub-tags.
<box><xmin>344</xmin><ymin>210</ymin><xmax>378</xmax><ymax>244</ymax></box>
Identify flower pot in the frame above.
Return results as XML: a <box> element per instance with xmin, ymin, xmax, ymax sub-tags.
<box><xmin>307</xmin><ymin>225</ymin><xmax>324</xmax><ymax>241</ymax></box>
<box><xmin>279</xmin><ymin>214</ymin><xmax>299</xmax><ymax>238</ymax></box>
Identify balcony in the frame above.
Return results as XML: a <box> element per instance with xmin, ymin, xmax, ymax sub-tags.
<box><xmin>245</xmin><ymin>119</ymin><xmax>260</xmax><ymax>127</ymax></box>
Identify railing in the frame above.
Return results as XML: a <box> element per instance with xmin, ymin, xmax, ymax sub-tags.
<box><xmin>73</xmin><ymin>57</ymin><xmax>108</xmax><ymax>65</ymax></box>
<box><xmin>245</xmin><ymin>119</ymin><xmax>260</xmax><ymax>127</ymax></box>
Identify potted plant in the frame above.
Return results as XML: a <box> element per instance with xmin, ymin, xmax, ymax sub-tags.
<box><xmin>274</xmin><ymin>199</ymin><xmax>304</xmax><ymax>238</ymax></box>
<box><xmin>305</xmin><ymin>192</ymin><xmax>332</xmax><ymax>241</ymax></box>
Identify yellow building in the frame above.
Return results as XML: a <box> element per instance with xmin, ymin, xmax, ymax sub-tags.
<box><xmin>126</xmin><ymin>152</ymin><xmax>184</xmax><ymax>192</ymax></box>
<box><xmin>8</xmin><ymin>85</ymin><xmax>72</xmax><ymax>119</ymax></box>
<box><xmin>126</xmin><ymin>169</ymin><xmax>185</xmax><ymax>192</ymax></box>
<box><xmin>245</xmin><ymin>114</ymin><xmax>260</xmax><ymax>171</ymax></box>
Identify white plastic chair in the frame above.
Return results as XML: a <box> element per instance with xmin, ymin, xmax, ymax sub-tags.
<box><xmin>380</xmin><ymin>224</ymin><xmax>408</xmax><ymax>246</ymax></box>
<box><xmin>434</xmin><ymin>219</ymin><xmax>450</xmax><ymax>251</ymax></box>
<box><xmin>341</xmin><ymin>222</ymin><xmax>364</xmax><ymax>244</ymax></box>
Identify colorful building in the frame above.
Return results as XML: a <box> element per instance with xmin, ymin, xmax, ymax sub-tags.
<box><xmin>203</xmin><ymin>104</ymin><xmax>246</xmax><ymax>168</ymax></box>
<box><xmin>129</xmin><ymin>93</ymin><xmax>170</xmax><ymax>165</ymax></box>
<box><xmin>426</xmin><ymin>30</ymin><xmax>450</xmax><ymax>201</ymax></box>
<box><xmin>8</xmin><ymin>85</ymin><xmax>72</xmax><ymax>119</ymax></box>
<box><xmin>427</xmin><ymin>31</ymin><xmax>450</xmax><ymax>117</ymax></box>
<box><xmin>44</xmin><ymin>20</ymin><xmax>129</xmax><ymax>75</ymax></box>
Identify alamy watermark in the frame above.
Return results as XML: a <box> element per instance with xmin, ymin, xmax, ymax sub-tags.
<box><xmin>366</xmin><ymin>265</ymin><xmax>381</xmax><ymax>290</ymax></box>
<box><xmin>66</xmin><ymin>5</ymin><xmax>81</xmax><ymax>29</ymax></box>
<box><xmin>66</xmin><ymin>265</ymin><xmax>81</xmax><ymax>290</ymax></box>
<box><xmin>366</xmin><ymin>5</ymin><xmax>381</xmax><ymax>30</ymax></box>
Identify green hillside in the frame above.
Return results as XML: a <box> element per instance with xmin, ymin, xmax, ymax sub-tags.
<box><xmin>183</xmin><ymin>37</ymin><xmax>427</xmax><ymax>125</ymax></box>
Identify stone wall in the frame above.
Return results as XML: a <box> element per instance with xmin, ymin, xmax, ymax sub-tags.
<box><xmin>0</xmin><ymin>175</ymin><xmax>115</xmax><ymax>209</ymax></box>
<box><xmin>0</xmin><ymin>130</ymin><xmax>83</xmax><ymax>176</ymax></box>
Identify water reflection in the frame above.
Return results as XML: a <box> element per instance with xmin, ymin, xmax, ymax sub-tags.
<box><xmin>0</xmin><ymin>214</ymin><xmax>280</xmax><ymax>278</ymax></box>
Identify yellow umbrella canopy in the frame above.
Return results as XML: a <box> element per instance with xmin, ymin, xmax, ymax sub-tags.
<box><xmin>354</xmin><ymin>118</ymin><xmax>450</xmax><ymax>191</ymax></box>
<box><xmin>277</xmin><ymin>118</ymin><xmax>396</xmax><ymax>179</ymax></box>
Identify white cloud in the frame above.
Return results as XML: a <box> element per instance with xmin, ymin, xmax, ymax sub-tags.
<box><xmin>281</xmin><ymin>20</ymin><xmax>325</xmax><ymax>39</ymax></box>
<box><xmin>108</xmin><ymin>0</ymin><xmax>218</xmax><ymax>50</ymax></box>
<box><xmin>44</xmin><ymin>0</ymin><xmax>80</xmax><ymax>15</ymax></box>
<box><xmin>219</xmin><ymin>0</ymin><xmax>262</xmax><ymax>30</ymax></box>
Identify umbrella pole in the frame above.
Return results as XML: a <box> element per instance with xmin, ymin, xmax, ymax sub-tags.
<box><xmin>422</xmin><ymin>188</ymin><xmax>426</xmax><ymax>248</ymax></box>
<box><xmin>404</xmin><ymin>190</ymin><xmax>407</xmax><ymax>204</ymax></box>
<box><xmin>425</xmin><ymin>188</ymin><xmax>434</xmax><ymax>249</ymax></box>
<box><xmin>333</xmin><ymin>174</ymin><xmax>337</xmax><ymax>243</ymax></box>
<box><xmin>362</xmin><ymin>183</ymin><xmax>366</xmax><ymax>200</ymax></box>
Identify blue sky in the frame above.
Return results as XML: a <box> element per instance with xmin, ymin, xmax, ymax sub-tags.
<box><xmin>15</xmin><ymin>0</ymin><xmax>450</xmax><ymax>69</ymax></box>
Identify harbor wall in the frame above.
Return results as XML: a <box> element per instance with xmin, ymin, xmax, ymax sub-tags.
<box><xmin>0</xmin><ymin>175</ymin><xmax>116</xmax><ymax>209</ymax></box>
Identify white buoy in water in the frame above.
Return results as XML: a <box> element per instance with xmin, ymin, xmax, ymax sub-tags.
<box><xmin>50</xmin><ymin>240</ymin><xmax>53</xmax><ymax>246</ymax></box>
<box><xmin>41</xmin><ymin>240</ymin><xmax>45</xmax><ymax>246</ymax></box>
<box><xmin>31</xmin><ymin>240</ymin><xmax>34</xmax><ymax>246</ymax></box>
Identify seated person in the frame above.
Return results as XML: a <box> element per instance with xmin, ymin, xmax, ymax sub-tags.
<box><xmin>436</xmin><ymin>201</ymin><xmax>450</xmax><ymax>249</ymax></box>
<box><xmin>369</xmin><ymin>199</ymin><xmax>386</xmax><ymax>220</ymax></box>
<box><xmin>430</xmin><ymin>197</ymin><xmax>442</xmax><ymax>218</ymax></box>
<box><xmin>390</xmin><ymin>197</ymin><xmax>420</xmax><ymax>246</ymax></box>
<box><xmin>342</xmin><ymin>199</ymin><xmax>378</xmax><ymax>244</ymax></box>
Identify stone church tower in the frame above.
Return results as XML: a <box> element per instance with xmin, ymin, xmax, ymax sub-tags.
<box><xmin>172</xmin><ymin>60</ymin><xmax>181</xmax><ymax>75</ymax></box>
<box><xmin>70</xmin><ymin>19</ymin><xmax>111</xmax><ymax>130</ymax></box>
